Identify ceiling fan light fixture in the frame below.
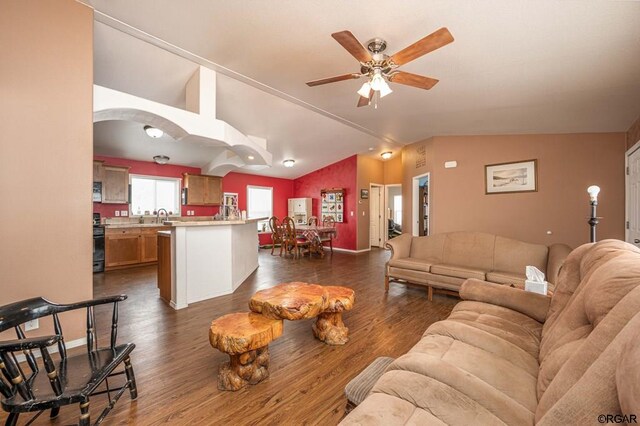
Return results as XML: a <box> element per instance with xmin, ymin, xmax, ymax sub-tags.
<box><xmin>153</xmin><ymin>155</ymin><xmax>170</xmax><ymax>165</ymax></box>
<box><xmin>283</xmin><ymin>159</ymin><xmax>295</xmax><ymax>168</ymax></box>
<box><xmin>357</xmin><ymin>81</ymin><xmax>372</xmax><ymax>98</ymax></box>
<box><xmin>381</xmin><ymin>151</ymin><xmax>393</xmax><ymax>160</ymax></box>
<box><xmin>378</xmin><ymin>81</ymin><xmax>393</xmax><ymax>98</ymax></box>
<box><xmin>144</xmin><ymin>125</ymin><xmax>164</xmax><ymax>138</ymax></box>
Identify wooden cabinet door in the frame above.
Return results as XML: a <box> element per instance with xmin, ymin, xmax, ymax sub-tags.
<box><xmin>102</xmin><ymin>166</ymin><xmax>129</xmax><ymax>204</ymax></box>
<box><xmin>93</xmin><ymin>160</ymin><xmax>104</xmax><ymax>182</ymax></box>
<box><xmin>157</xmin><ymin>234</ymin><xmax>171</xmax><ymax>302</ymax></box>
<box><xmin>105</xmin><ymin>233</ymin><xmax>140</xmax><ymax>268</ymax></box>
<box><xmin>204</xmin><ymin>176</ymin><xmax>222</xmax><ymax>205</ymax></box>
<box><xmin>140</xmin><ymin>229</ymin><xmax>159</xmax><ymax>263</ymax></box>
<box><xmin>185</xmin><ymin>174</ymin><xmax>205</xmax><ymax>205</ymax></box>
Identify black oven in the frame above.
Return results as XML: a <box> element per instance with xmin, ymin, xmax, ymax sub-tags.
<box><xmin>93</xmin><ymin>213</ymin><xmax>105</xmax><ymax>273</ymax></box>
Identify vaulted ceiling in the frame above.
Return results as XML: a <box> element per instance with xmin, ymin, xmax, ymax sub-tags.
<box><xmin>87</xmin><ymin>0</ymin><xmax>640</xmax><ymax>178</ymax></box>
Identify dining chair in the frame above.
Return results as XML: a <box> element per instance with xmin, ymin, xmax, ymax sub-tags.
<box><xmin>308</xmin><ymin>216</ymin><xmax>318</xmax><ymax>226</ymax></box>
<box><xmin>282</xmin><ymin>216</ymin><xmax>309</xmax><ymax>258</ymax></box>
<box><xmin>268</xmin><ymin>216</ymin><xmax>284</xmax><ymax>256</ymax></box>
<box><xmin>321</xmin><ymin>216</ymin><xmax>336</xmax><ymax>254</ymax></box>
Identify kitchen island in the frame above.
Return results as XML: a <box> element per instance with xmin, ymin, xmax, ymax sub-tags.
<box><xmin>159</xmin><ymin>218</ymin><xmax>265</xmax><ymax>310</ymax></box>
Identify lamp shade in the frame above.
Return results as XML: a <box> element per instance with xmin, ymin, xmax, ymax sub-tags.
<box><xmin>357</xmin><ymin>81</ymin><xmax>372</xmax><ymax>98</ymax></box>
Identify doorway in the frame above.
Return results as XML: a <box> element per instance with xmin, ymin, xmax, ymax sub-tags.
<box><xmin>626</xmin><ymin>141</ymin><xmax>640</xmax><ymax>248</ymax></box>
<box><xmin>385</xmin><ymin>184</ymin><xmax>402</xmax><ymax>243</ymax></box>
<box><xmin>369</xmin><ymin>184</ymin><xmax>384</xmax><ymax>248</ymax></box>
<box><xmin>412</xmin><ymin>173</ymin><xmax>430</xmax><ymax>237</ymax></box>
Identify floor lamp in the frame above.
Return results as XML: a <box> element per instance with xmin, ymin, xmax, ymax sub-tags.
<box><xmin>587</xmin><ymin>185</ymin><xmax>600</xmax><ymax>243</ymax></box>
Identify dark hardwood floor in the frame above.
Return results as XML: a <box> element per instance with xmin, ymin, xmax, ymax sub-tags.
<box><xmin>2</xmin><ymin>248</ymin><xmax>459</xmax><ymax>426</ymax></box>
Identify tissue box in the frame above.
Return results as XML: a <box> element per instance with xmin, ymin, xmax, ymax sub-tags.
<box><xmin>525</xmin><ymin>280</ymin><xmax>548</xmax><ymax>295</ymax></box>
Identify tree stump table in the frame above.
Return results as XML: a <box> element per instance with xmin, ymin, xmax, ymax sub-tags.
<box><xmin>209</xmin><ymin>312</ymin><xmax>283</xmax><ymax>391</ymax></box>
<box><xmin>312</xmin><ymin>286</ymin><xmax>355</xmax><ymax>345</ymax></box>
<box><xmin>249</xmin><ymin>282</ymin><xmax>328</xmax><ymax>320</ymax></box>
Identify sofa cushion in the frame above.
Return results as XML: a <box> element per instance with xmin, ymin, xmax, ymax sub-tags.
<box><xmin>448</xmin><ymin>301</ymin><xmax>542</xmax><ymax>358</ymax></box>
<box><xmin>388</xmin><ymin>257</ymin><xmax>436</xmax><ymax>273</ymax></box>
<box><xmin>409</xmin><ymin>233</ymin><xmax>446</xmax><ymax>262</ymax></box>
<box><xmin>486</xmin><ymin>270</ymin><xmax>526</xmax><ymax>287</ymax></box>
<box><xmin>493</xmin><ymin>236</ymin><xmax>548</xmax><ymax>276</ymax></box>
<box><xmin>442</xmin><ymin>232</ymin><xmax>496</xmax><ymax>271</ymax></box>
<box><xmin>372</xmin><ymin>361</ymin><xmax>535</xmax><ymax>425</ymax></box>
<box><xmin>430</xmin><ymin>264</ymin><xmax>486</xmax><ymax>281</ymax></box>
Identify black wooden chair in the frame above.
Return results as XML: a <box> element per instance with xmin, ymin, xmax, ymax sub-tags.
<box><xmin>0</xmin><ymin>295</ymin><xmax>137</xmax><ymax>426</ymax></box>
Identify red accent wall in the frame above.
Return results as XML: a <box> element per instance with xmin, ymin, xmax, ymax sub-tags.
<box><xmin>93</xmin><ymin>156</ymin><xmax>295</xmax><ymax>246</ymax></box>
<box><xmin>93</xmin><ymin>155</ymin><xmax>218</xmax><ymax>218</ymax></box>
<box><xmin>222</xmin><ymin>172</ymin><xmax>295</xmax><ymax>245</ymax></box>
<box><xmin>293</xmin><ymin>155</ymin><xmax>358</xmax><ymax>250</ymax></box>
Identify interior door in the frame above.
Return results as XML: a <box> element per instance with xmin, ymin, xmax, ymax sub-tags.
<box><xmin>627</xmin><ymin>147</ymin><xmax>640</xmax><ymax>247</ymax></box>
<box><xmin>370</xmin><ymin>186</ymin><xmax>381</xmax><ymax>247</ymax></box>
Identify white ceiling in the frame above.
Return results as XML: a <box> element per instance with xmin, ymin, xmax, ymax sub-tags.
<box><xmin>88</xmin><ymin>0</ymin><xmax>640</xmax><ymax>178</ymax></box>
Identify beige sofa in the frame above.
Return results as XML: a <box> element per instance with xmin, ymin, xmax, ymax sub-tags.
<box><xmin>342</xmin><ymin>239</ymin><xmax>640</xmax><ymax>425</ymax></box>
<box><xmin>385</xmin><ymin>232</ymin><xmax>571</xmax><ymax>299</ymax></box>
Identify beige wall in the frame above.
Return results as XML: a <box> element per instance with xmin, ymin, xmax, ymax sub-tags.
<box><xmin>628</xmin><ymin>115</ymin><xmax>640</xmax><ymax>150</ymax></box>
<box><xmin>356</xmin><ymin>156</ymin><xmax>384</xmax><ymax>250</ymax></box>
<box><xmin>0</xmin><ymin>1</ymin><xmax>93</xmax><ymax>339</ymax></box>
<box><xmin>402</xmin><ymin>133</ymin><xmax>626</xmax><ymax>249</ymax></box>
<box><xmin>383</xmin><ymin>155</ymin><xmax>403</xmax><ymax>184</ymax></box>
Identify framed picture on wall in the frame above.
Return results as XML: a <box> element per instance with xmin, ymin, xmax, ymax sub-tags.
<box><xmin>485</xmin><ymin>159</ymin><xmax>538</xmax><ymax>194</ymax></box>
<box><xmin>360</xmin><ymin>189</ymin><xmax>369</xmax><ymax>199</ymax></box>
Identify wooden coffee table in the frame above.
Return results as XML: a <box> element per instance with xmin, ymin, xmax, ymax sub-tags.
<box><xmin>209</xmin><ymin>312</ymin><xmax>283</xmax><ymax>391</ymax></box>
<box><xmin>312</xmin><ymin>286</ymin><xmax>355</xmax><ymax>345</ymax></box>
<box><xmin>249</xmin><ymin>282</ymin><xmax>328</xmax><ymax>320</ymax></box>
<box><xmin>250</xmin><ymin>282</ymin><xmax>355</xmax><ymax>345</ymax></box>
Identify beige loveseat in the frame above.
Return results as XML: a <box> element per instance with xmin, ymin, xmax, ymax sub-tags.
<box><xmin>342</xmin><ymin>239</ymin><xmax>640</xmax><ymax>425</ymax></box>
<box><xmin>385</xmin><ymin>232</ymin><xmax>571</xmax><ymax>300</ymax></box>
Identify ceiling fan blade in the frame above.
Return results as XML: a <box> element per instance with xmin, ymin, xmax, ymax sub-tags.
<box><xmin>331</xmin><ymin>31</ymin><xmax>372</xmax><ymax>63</ymax></box>
<box><xmin>357</xmin><ymin>89</ymin><xmax>374</xmax><ymax>107</ymax></box>
<box><xmin>306</xmin><ymin>73</ymin><xmax>360</xmax><ymax>87</ymax></box>
<box><xmin>388</xmin><ymin>71</ymin><xmax>439</xmax><ymax>90</ymax></box>
<box><xmin>390</xmin><ymin>27</ymin><xmax>454</xmax><ymax>66</ymax></box>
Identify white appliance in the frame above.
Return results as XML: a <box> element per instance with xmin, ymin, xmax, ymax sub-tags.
<box><xmin>288</xmin><ymin>198</ymin><xmax>312</xmax><ymax>224</ymax></box>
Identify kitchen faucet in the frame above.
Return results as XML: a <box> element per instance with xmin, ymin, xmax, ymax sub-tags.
<box><xmin>156</xmin><ymin>208</ymin><xmax>169</xmax><ymax>224</ymax></box>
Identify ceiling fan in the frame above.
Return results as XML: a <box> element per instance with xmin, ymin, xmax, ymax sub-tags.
<box><xmin>306</xmin><ymin>28</ymin><xmax>454</xmax><ymax>108</ymax></box>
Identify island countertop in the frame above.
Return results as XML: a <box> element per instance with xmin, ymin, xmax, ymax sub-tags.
<box><xmin>163</xmin><ymin>217</ymin><xmax>267</xmax><ymax>227</ymax></box>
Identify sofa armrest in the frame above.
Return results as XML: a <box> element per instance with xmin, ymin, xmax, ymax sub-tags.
<box><xmin>546</xmin><ymin>243</ymin><xmax>572</xmax><ymax>284</ymax></box>
<box><xmin>384</xmin><ymin>233</ymin><xmax>412</xmax><ymax>261</ymax></box>
<box><xmin>459</xmin><ymin>279</ymin><xmax>551</xmax><ymax>323</ymax></box>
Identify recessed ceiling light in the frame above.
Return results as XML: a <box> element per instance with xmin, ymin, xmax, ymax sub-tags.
<box><xmin>283</xmin><ymin>159</ymin><xmax>295</xmax><ymax>168</ymax></box>
<box><xmin>248</xmin><ymin>155</ymin><xmax>255</xmax><ymax>160</ymax></box>
<box><xmin>144</xmin><ymin>125</ymin><xmax>163</xmax><ymax>138</ymax></box>
<box><xmin>380</xmin><ymin>151</ymin><xmax>393</xmax><ymax>160</ymax></box>
<box><xmin>368</xmin><ymin>147</ymin><xmax>374</xmax><ymax>151</ymax></box>
<box><xmin>153</xmin><ymin>155</ymin><xmax>170</xmax><ymax>165</ymax></box>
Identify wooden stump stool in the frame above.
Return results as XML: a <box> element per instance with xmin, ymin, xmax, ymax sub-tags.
<box><xmin>312</xmin><ymin>286</ymin><xmax>355</xmax><ymax>345</ymax></box>
<box><xmin>249</xmin><ymin>282</ymin><xmax>328</xmax><ymax>320</ymax></box>
<box><xmin>209</xmin><ymin>312</ymin><xmax>283</xmax><ymax>391</ymax></box>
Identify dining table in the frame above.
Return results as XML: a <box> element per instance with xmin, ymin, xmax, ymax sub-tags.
<box><xmin>295</xmin><ymin>224</ymin><xmax>337</xmax><ymax>258</ymax></box>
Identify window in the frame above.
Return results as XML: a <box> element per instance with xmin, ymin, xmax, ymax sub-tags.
<box><xmin>393</xmin><ymin>195</ymin><xmax>402</xmax><ymax>225</ymax></box>
<box><xmin>247</xmin><ymin>186</ymin><xmax>273</xmax><ymax>231</ymax></box>
<box><xmin>130</xmin><ymin>175</ymin><xmax>181</xmax><ymax>216</ymax></box>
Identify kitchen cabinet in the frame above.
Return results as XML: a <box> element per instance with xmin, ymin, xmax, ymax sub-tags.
<box><xmin>183</xmin><ymin>173</ymin><xmax>222</xmax><ymax>205</ymax></box>
<box><xmin>157</xmin><ymin>232</ymin><xmax>171</xmax><ymax>302</ymax></box>
<box><xmin>105</xmin><ymin>229</ymin><xmax>140</xmax><ymax>269</ymax></box>
<box><xmin>102</xmin><ymin>165</ymin><xmax>130</xmax><ymax>204</ymax></box>
<box><xmin>105</xmin><ymin>226</ymin><xmax>168</xmax><ymax>270</ymax></box>
<box><xmin>93</xmin><ymin>160</ymin><xmax>105</xmax><ymax>182</ymax></box>
<box><xmin>140</xmin><ymin>228</ymin><xmax>160</xmax><ymax>263</ymax></box>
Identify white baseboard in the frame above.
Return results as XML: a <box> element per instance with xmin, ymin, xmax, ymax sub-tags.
<box><xmin>15</xmin><ymin>337</ymin><xmax>87</xmax><ymax>362</ymax></box>
<box><xmin>327</xmin><ymin>247</ymin><xmax>371</xmax><ymax>254</ymax></box>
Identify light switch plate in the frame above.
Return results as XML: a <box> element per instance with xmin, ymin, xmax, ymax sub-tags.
<box><xmin>114</xmin><ymin>211</ymin><xmax>120</xmax><ymax>217</ymax></box>
<box><xmin>121</xmin><ymin>211</ymin><xmax>128</xmax><ymax>217</ymax></box>
<box><xmin>25</xmin><ymin>319</ymin><xmax>39</xmax><ymax>331</ymax></box>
